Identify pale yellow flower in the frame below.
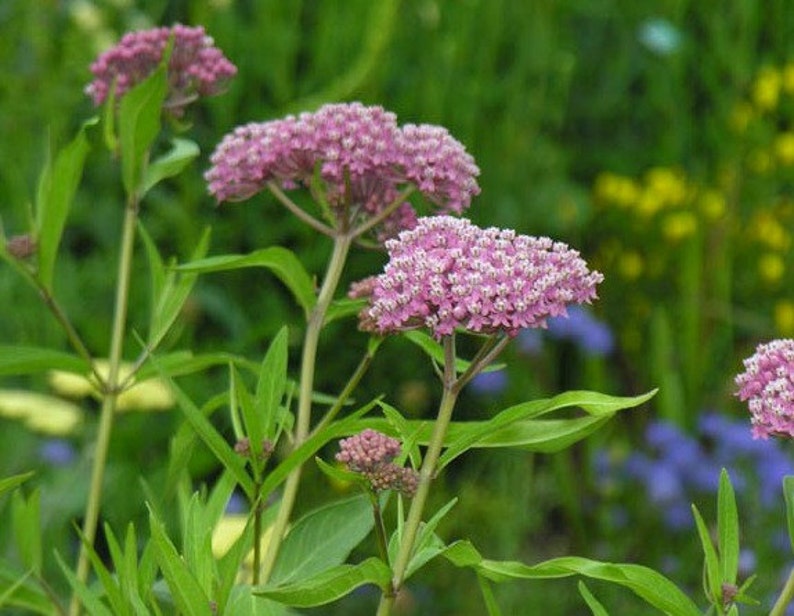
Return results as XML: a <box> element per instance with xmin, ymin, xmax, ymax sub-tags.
<box><xmin>751</xmin><ymin>213</ymin><xmax>790</xmax><ymax>251</ymax></box>
<box><xmin>593</xmin><ymin>172</ymin><xmax>640</xmax><ymax>207</ymax></box>
<box><xmin>211</xmin><ymin>514</ymin><xmax>278</xmax><ymax>583</ymax></box>
<box><xmin>645</xmin><ymin>167</ymin><xmax>688</xmax><ymax>207</ymax></box>
<box><xmin>661</xmin><ymin>211</ymin><xmax>698</xmax><ymax>241</ymax></box>
<box><xmin>776</xmin><ymin>301</ymin><xmax>794</xmax><ymax>335</ymax></box>
<box><xmin>753</xmin><ymin>67</ymin><xmax>782</xmax><ymax>111</ymax></box>
<box><xmin>0</xmin><ymin>390</ymin><xmax>82</xmax><ymax>436</ymax></box>
<box><xmin>783</xmin><ymin>63</ymin><xmax>794</xmax><ymax>94</ymax></box>
<box><xmin>618</xmin><ymin>251</ymin><xmax>644</xmax><ymax>280</ymax></box>
<box><xmin>49</xmin><ymin>360</ymin><xmax>175</xmax><ymax>412</ymax></box>
<box><xmin>775</xmin><ymin>132</ymin><xmax>794</xmax><ymax>166</ymax></box>
<box><xmin>698</xmin><ymin>189</ymin><xmax>726</xmax><ymax>220</ymax></box>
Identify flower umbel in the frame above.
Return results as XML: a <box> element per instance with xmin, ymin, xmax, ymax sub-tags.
<box><xmin>205</xmin><ymin>103</ymin><xmax>480</xmax><ymax>238</ymax></box>
<box><xmin>336</xmin><ymin>429</ymin><xmax>418</xmax><ymax>497</ymax></box>
<box><xmin>366</xmin><ymin>216</ymin><xmax>603</xmax><ymax>338</ymax></box>
<box><xmin>86</xmin><ymin>23</ymin><xmax>237</xmax><ymax>112</ymax></box>
<box><xmin>736</xmin><ymin>338</ymin><xmax>794</xmax><ymax>438</ymax></box>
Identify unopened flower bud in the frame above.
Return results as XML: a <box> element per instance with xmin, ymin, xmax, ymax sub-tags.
<box><xmin>6</xmin><ymin>234</ymin><xmax>36</xmax><ymax>259</ymax></box>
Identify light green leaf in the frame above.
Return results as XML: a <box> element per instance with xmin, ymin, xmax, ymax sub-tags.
<box><xmin>443</xmin><ymin>541</ymin><xmax>701</xmax><ymax>616</ymax></box>
<box><xmin>0</xmin><ymin>568</ymin><xmax>50</xmax><ymax>615</ymax></box>
<box><xmin>255</xmin><ymin>558</ymin><xmax>391</xmax><ymax>607</ymax></box>
<box><xmin>403</xmin><ymin>330</ymin><xmax>505</xmax><ymax>374</ymax></box>
<box><xmin>255</xmin><ymin>327</ymin><xmax>288</xmax><ymax>442</ymax></box>
<box><xmin>478</xmin><ymin>574</ymin><xmax>503</xmax><ymax>616</ymax></box>
<box><xmin>225</xmin><ymin>586</ymin><xmax>300</xmax><ymax>615</ymax></box>
<box><xmin>176</xmin><ymin>247</ymin><xmax>317</xmax><ymax>318</ymax></box>
<box><xmin>148</xmin><ymin>507</ymin><xmax>213</xmax><ymax>616</ymax></box>
<box><xmin>784</xmin><ymin>476</ymin><xmax>794</xmax><ymax>555</ymax></box>
<box><xmin>11</xmin><ymin>490</ymin><xmax>41</xmax><ymax>575</ymax></box>
<box><xmin>692</xmin><ymin>504</ymin><xmax>721</xmax><ymax>604</ymax></box>
<box><xmin>406</xmin><ymin>498</ymin><xmax>458</xmax><ymax>579</ymax></box>
<box><xmin>75</xmin><ymin>524</ymin><xmax>129</xmax><ymax>616</ymax></box>
<box><xmin>579</xmin><ymin>581</ymin><xmax>610</xmax><ymax>616</ymax></box>
<box><xmin>119</xmin><ymin>65</ymin><xmax>168</xmax><ymax>197</ymax></box>
<box><xmin>0</xmin><ymin>346</ymin><xmax>89</xmax><ymax>376</ymax></box>
<box><xmin>717</xmin><ymin>469</ymin><xmax>739</xmax><ymax>587</ymax></box>
<box><xmin>140</xmin><ymin>138</ymin><xmax>199</xmax><ymax>195</ymax></box>
<box><xmin>315</xmin><ymin>457</ymin><xmax>367</xmax><ymax>488</ymax></box>
<box><xmin>324</xmin><ymin>298</ymin><xmax>367</xmax><ymax>326</ymax></box>
<box><xmin>0</xmin><ymin>471</ymin><xmax>34</xmax><ymax>498</ymax></box>
<box><xmin>270</xmin><ymin>494</ymin><xmax>374</xmax><ymax>585</ymax></box>
<box><xmin>35</xmin><ymin>118</ymin><xmax>96</xmax><ymax>291</ymax></box>
<box><xmin>55</xmin><ymin>551</ymin><xmax>115</xmax><ymax>616</ymax></box>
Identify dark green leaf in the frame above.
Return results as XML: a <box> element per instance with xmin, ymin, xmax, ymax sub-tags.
<box><xmin>35</xmin><ymin>118</ymin><xmax>96</xmax><ymax>290</ymax></box>
<box><xmin>717</xmin><ymin>469</ymin><xmax>739</xmax><ymax>586</ymax></box>
<box><xmin>0</xmin><ymin>567</ymin><xmax>51</xmax><ymax>615</ymax></box>
<box><xmin>119</xmin><ymin>65</ymin><xmax>168</xmax><ymax>197</ymax></box>
<box><xmin>270</xmin><ymin>494</ymin><xmax>374</xmax><ymax>585</ymax></box>
<box><xmin>255</xmin><ymin>558</ymin><xmax>391</xmax><ymax>607</ymax></box>
<box><xmin>176</xmin><ymin>247</ymin><xmax>317</xmax><ymax>318</ymax></box>
<box><xmin>140</xmin><ymin>138</ymin><xmax>199</xmax><ymax>195</ymax></box>
<box><xmin>255</xmin><ymin>327</ymin><xmax>288</xmax><ymax>441</ymax></box>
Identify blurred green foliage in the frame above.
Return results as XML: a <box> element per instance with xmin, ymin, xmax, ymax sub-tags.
<box><xmin>3</xmin><ymin>0</ymin><xmax>794</xmax><ymax>613</ymax></box>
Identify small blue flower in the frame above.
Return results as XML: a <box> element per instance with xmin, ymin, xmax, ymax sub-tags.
<box><xmin>225</xmin><ymin>492</ymin><xmax>247</xmax><ymax>514</ymax></box>
<box><xmin>638</xmin><ymin>18</ymin><xmax>682</xmax><ymax>56</ymax></box>
<box><xmin>469</xmin><ymin>369</ymin><xmax>508</xmax><ymax>396</ymax></box>
<box><xmin>547</xmin><ymin>306</ymin><xmax>614</xmax><ymax>356</ymax></box>
<box><xmin>516</xmin><ymin>328</ymin><xmax>544</xmax><ymax>356</ymax></box>
<box><xmin>39</xmin><ymin>439</ymin><xmax>76</xmax><ymax>466</ymax></box>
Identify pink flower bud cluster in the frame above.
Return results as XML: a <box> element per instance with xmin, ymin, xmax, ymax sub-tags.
<box><xmin>86</xmin><ymin>24</ymin><xmax>237</xmax><ymax>111</ymax></box>
<box><xmin>736</xmin><ymin>339</ymin><xmax>794</xmax><ymax>439</ymax></box>
<box><xmin>336</xmin><ymin>429</ymin><xmax>419</xmax><ymax>497</ymax></box>
<box><xmin>366</xmin><ymin>216</ymin><xmax>603</xmax><ymax>338</ymax></box>
<box><xmin>205</xmin><ymin>102</ymin><xmax>480</xmax><ymax>237</ymax></box>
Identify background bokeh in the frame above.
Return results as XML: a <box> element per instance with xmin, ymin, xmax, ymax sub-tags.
<box><xmin>3</xmin><ymin>0</ymin><xmax>794</xmax><ymax>613</ymax></box>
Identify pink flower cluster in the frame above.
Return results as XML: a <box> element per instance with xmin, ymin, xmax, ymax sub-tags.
<box><xmin>365</xmin><ymin>216</ymin><xmax>603</xmax><ymax>338</ymax></box>
<box><xmin>86</xmin><ymin>24</ymin><xmax>236</xmax><ymax>111</ymax></box>
<box><xmin>336</xmin><ymin>429</ymin><xmax>418</xmax><ymax>497</ymax></box>
<box><xmin>204</xmin><ymin>102</ymin><xmax>480</xmax><ymax>237</ymax></box>
<box><xmin>735</xmin><ymin>339</ymin><xmax>794</xmax><ymax>439</ymax></box>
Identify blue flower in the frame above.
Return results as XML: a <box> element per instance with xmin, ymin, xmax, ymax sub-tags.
<box><xmin>547</xmin><ymin>306</ymin><xmax>614</xmax><ymax>356</ymax></box>
<box><xmin>637</xmin><ymin>18</ymin><xmax>682</xmax><ymax>56</ymax></box>
<box><xmin>469</xmin><ymin>369</ymin><xmax>508</xmax><ymax>396</ymax></box>
<box><xmin>39</xmin><ymin>438</ymin><xmax>76</xmax><ymax>466</ymax></box>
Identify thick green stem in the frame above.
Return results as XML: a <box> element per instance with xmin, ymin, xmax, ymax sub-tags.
<box><xmin>69</xmin><ymin>202</ymin><xmax>138</xmax><ymax>616</ymax></box>
<box><xmin>259</xmin><ymin>233</ymin><xmax>353</xmax><ymax>582</ymax></box>
<box><xmin>377</xmin><ymin>336</ymin><xmax>460</xmax><ymax>615</ymax></box>
<box><xmin>771</xmin><ymin>567</ymin><xmax>794</xmax><ymax>616</ymax></box>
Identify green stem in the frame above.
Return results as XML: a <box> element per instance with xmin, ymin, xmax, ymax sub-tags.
<box><xmin>259</xmin><ymin>233</ymin><xmax>353</xmax><ymax>583</ymax></box>
<box><xmin>377</xmin><ymin>335</ymin><xmax>460</xmax><ymax>615</ymax></box>
<box><xmin>771</xmin><ymin>567</ymin><xmax>794</xmax><ymax>616</ymax></box>
<box><xmin>267</xmin><ymin>181</ymin><xmax>335</xmax><ymax>237</ymax></box>
<box><xmin>69</xmin><ymin>202</ymin><xmax>138</xmax><ymax>616</ymax></box>
<box><xmin>252</xmin><ymin>491</ymin><xmax>263</xmax><ymax>586</ymax></box>
<box><xmin>369</xmin><ymin>491</ymin><xmax>390</xmax><ymax>567</ymax></box>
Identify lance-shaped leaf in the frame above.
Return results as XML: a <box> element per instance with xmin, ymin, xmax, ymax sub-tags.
<box><xmin>119</xmin><ymin>65</ymin><xmax>168</xmax><ymax>197</ymax></box>
<box><xmin>0</xmin><ymin>471</ymin><xmax>34</xmax><ymax>499</ymax></box>
<box><xmin>784</xmin><ymin>476</ymin><xmax>794</xmax><ymax>555</ymax></box>
<box><xmin>34</xmin><ymin>118</ymin><xmax>96</xmax><ymax>291</ymax></box>
<box><xmin>0</xmin><ymin>346</ymin><xmax>89</xmax><ymax>376</ymax></box>
<box><xmin>255</xmin><ymin>558</ymin><xmax>391</xmax><ymax>607</ymax></box>
<box><xmin>140</xmin><ymin>137</ymin><xmax>200</xmax><ymax>196</ymax></box>
<box><xmin>255</xmin><ymin>326</ymin><xmax>288</xmax><ymax>442</ymax></box>
<box><xmin>717</xmin><ymin>469</ymin><xmax>739</xmax><ymax>588</ymax></box>
<box><xmin>176</xmin><ymin>247</ymin><xmax>317</xmax><ymax>318</ymax></box>
<box><xmin>443</xmin><ymin>540</ymin><xmax>701</xmax><ymax>616</ymax></box>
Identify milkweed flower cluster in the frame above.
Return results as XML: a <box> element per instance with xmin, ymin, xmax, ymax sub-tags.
<box><xmin>736</xmin><ymin>339</ymin><xmax>794</xmax><ymax>439</ymax></box>
<box><xmin>204</xmin><ymin>102</ymin><xmax>480</xmax><ymax>238</ymax></box>
<box><xmin>364</xmin><ymin>216</ymin><xmax>603</xmax><ymax>339</ymax></box>
<box><xmin>86</xmin><ymin>24</ymin><xmax>237</xmax><ymax>112</ymax></box>
<box><xmin>336</xmin><ymin>429</ymin><xmax>418</xmax><ymax>497</ymax></box>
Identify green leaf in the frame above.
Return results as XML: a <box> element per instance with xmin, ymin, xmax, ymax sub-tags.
<box><xmin>55</xmin><ymin>551</ymin><xmax>115</xmax><ymax>616</ymax></box>
<box><xmin>176</xmin><ymin>247</ymin><xmax>317</xmax><ymax>318</ymax></box>
<box><xmin>0</xmin><ymin>346</ymin><xmax>90</xmax><ymax>376</ymax></box>
<box><xmin>691</xmin><ymin>504</ymin><xmax>721</xmax><ymax>605</ymax></box>
<box><xmin>0</xmin><ymin>568</ymin><xmax>50</xmax><ymax>615</ymax></box>
<box><xmin>255</xmin><ymin>326</ymin><xmax>288</xmax><ymax>441</ymax></box>
<box><xmin>443</xmin><ymin>541</ymin><xmax>700</xmax><ymax>616</ymax></box>
<box><xmin>75</xmin><ymin>524</ymin><xmax>129</xmax><ymax>616</ymax></box>
<box><xmin>406</xmin><ymin>498</ymin><xmax>458</xmax><ymax>579</ymax></box>
<box><xmin>35</xmin><ymin>118</ymin><xmax>96</xmax><ymax>291</ymax></box>
<box><xmin>119</xmin><ymin>64</ymin><xmax>168</xmax><ymax>197</ymax></box>
<box><xmin>784</xmin><ymin>476</ymin><xmax>794</xmax><ymax>555</ymax></box>
<box><xmin>148</xmin><ymin>227</ymin><xmax>211</xmax><ymax>349</ymax></box>
<box><xmin>148</xmin><ymin>507</ymin><xmax>213</xmax><ymax>616</ymax></box>
<box><xmin>315</xmin><ymin>457</ymin><xmax>367</xmax><ymax>488</ymax></box>
<box><xmin>255</xmin><ymin>558</ymin><xmax>391</xmax><ymax>607</ymax></box>
<box><xmin>324</xmin><ymin>298</ymin><xmax>367</xmax><ymax>326</ymax></box>
<box><xmin>224</xmin><ymin>587</ymin><xmax>300</xmax><ymax>615</ymax></box>
<box><xmin>153</xmin><ymin>357</ymin><xmax>254</xmax><ymax>498</ymax></box>
<box><xmin>579</xmin><ymin>581</ymin><xmax>610</xmax><ymax>616</ymax></box>
<box><xmin>717</xmin><ymin>469</ymin><xmax>739</xmax><ymax>586</ymax></box>
<box><xmin>403</xmin><ymin>330</ymin><xmax>505</xmax><ymax>374</ymax></box>
<box><xmin>138</xmin><ymin>223</ymin><xmax>166</xmax><ymax>317</ymax></box>
<box><xmin>140</xmin><ymin>138</ymin><xmax>199</xmax><ymax>195</ymax></box>
<box><xmin>0</xmin><ymin>471</ymin><xmax>34</xmax><ymax>498</ymax></box>
<box><xmin>11</xmin><ymin>490</ymin><xmax>41</xmax><ymax>575</ymax></box>
<box><xmin>270</xmin><ymin>494</ymin><xmax>374</xmax><ymax>585</ymax></box>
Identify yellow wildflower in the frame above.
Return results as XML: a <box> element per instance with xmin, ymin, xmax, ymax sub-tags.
<box><xmin>758</xmin><ymin>252</ymin><xmax>785</xmax><ymax>283</ymax></box>
<box><xmin>775</xmin><ymin>301</ymin><xmax>794</xmax><ymax>335</ymax></box>
<box><xmin>0</xmin><ymin>390</ymin><xmax>82</xmax><ymax>436</ymax></box>
<box><xmin>645</xmin><ymin>167</ymin><xmax>688</xmax><ymax>207</ymax></box>
<box><xmin>661</xmin><ymin>211</ymin><xmax>698</xmax><ymax>241</ymax></box>
<box><xmin>211</xmin><ymin>514</ymin><xmax>277</xmax><ymax>583</ymax></box>
<box><xmin>593</xmin><ymin>172</ymin><xmax>639</xmax><ymax>207</ymax></box>
<box><xmin>751</xmin><ymin>213</ymin><xmax>790</xmax><ymax>251</ymax></box>
<box><xmin>698</xmin><ymin>189</ymin><xmax>726</xmax><ymax>220</ymax></box>
<box><xmin>618</xmin><ymin>251</ymin><xmax>644</xmax><ymax>280</ymax></box>
<box><xmin>775</xmin><ymin>132</ymin><xmax>794</xmax><ymax>166</ymax></box>
<box><xmin>636</xmin><ymin>189</ymin><xmax>664</xmax><ymax>217</ymax></box>
<box><xmin>752</xmin><ymin>67</ymin><xmax>782</xmax><ymax>111</ymax></box>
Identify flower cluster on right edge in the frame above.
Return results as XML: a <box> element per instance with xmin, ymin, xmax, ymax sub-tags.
<box><xmin>736</xmin><ymin>338</ymin><xmax>794</xmax><ymax>439</ymax></box>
